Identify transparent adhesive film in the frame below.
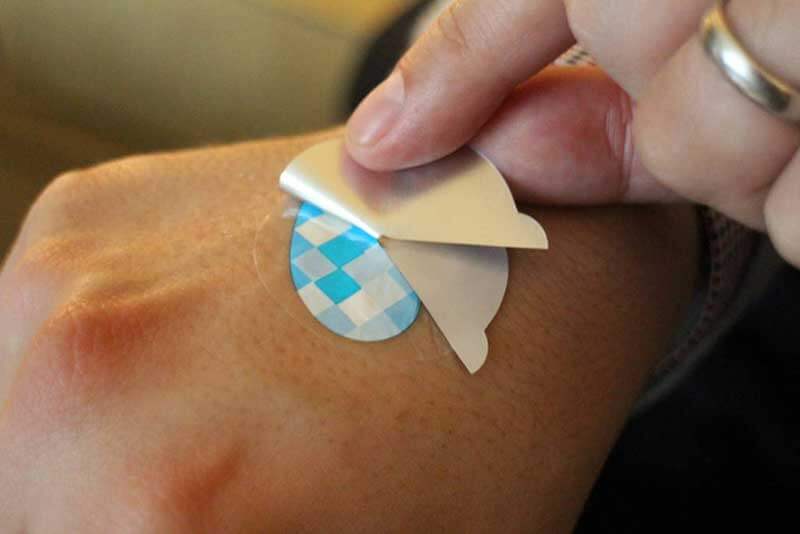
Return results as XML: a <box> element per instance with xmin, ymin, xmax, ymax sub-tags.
<box><xmin>275</xmin><ymin>138</ymin><xmax>545</xmax><ymax>373</ymax></box>
<box><xmin>252</xmin><ymin>195</ymin><xmax>448</xmax><ymax>365</ymax></box>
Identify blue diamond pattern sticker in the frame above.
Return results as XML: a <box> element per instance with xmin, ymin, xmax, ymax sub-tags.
<box><xmin>290</xmin><ymin>202</ymin><xmax>421</xmax><ymax>341</ymax></box>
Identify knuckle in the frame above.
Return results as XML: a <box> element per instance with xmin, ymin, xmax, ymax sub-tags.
<box><xmin>116</xmin><ymin>443</ymin><xmax>247</xmax><ymax>532</ymax></box>
<box><xmin>33</xmin><ymin>169</ymin><xmax>95</xmax><ymax>214</ymax></box>
<box><xmin>27</xmin><ymin>155</ymin><xmax>151</xmax><ymax>233</ymax></box>
<box><xmin>16</xmin><ymin>235</ymin><xmax>94</xmax><ymax>280</ymax></box>
<box><xmin>430</xmin><ymin>0</ymin><xmax>476</xmax><ymax>58</ymax></box>
<box><xmin>43</xmin><ymin>154</ymin><xmax>152</xmax><ymax>199</ymax></box>
<box><xmin>24</xmin><ymin>169</ymin><xmax>100</xmax><ymax>240</ymax></box>
<box><xmin>14</xmin><ymin>270</ymin><xmax>208</xmax><ymax>424</ymax></box>
<box><xmin>22</xmin><ymin>293</ymin><xmax>165</xmax><ymax>415</ymax></box>
<box><xmin>39</xmin><ymin>301</ymin><xmax>137</xmax><ymax>393</ymax></box>
<box><xmin>90</xmin><ymin>152</ymin><xmax>160</xmax><ymax>184</ymax></box>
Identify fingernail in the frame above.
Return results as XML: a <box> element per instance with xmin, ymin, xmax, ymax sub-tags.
<box><xmin>348</xmin><ymin>70</ymin><xmax>405</xmax><ymax>146</ymax></box>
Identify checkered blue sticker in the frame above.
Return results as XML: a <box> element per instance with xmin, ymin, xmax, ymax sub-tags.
<box><xmin>290</xmin><ymin>202</ymin><xmax>421</xmax><ymax>341</ymax></box>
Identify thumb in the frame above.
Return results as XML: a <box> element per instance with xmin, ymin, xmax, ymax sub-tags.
<box><xmin>345</xmin><ymin>0</ymin><xmax>572</xmax><ymax>171</ymax></box>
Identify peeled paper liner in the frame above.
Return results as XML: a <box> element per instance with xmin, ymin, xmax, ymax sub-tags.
<box><xmin>383</xmin><ymin>240</ymin><xmax>508</xmax><ymax>374</ymax></box>
<box><xmin>252</xmin><ymin>196</ymin><xmax>456</xmax><ymax>365</ymax></box>
<box><xmin>281</xmin><ymin>138</ymin><xmax>548</xmax><ymax>249</ymax></box>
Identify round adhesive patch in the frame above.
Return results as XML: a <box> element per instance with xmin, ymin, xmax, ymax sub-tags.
<box><xmin>289</xmin><ymin>202</ymin><xmax>420</xmax><ymax>342</ymax></box>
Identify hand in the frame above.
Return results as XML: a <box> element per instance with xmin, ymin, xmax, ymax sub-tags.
<box><xmin>345</xmin><ymin>0</ymin><xmax>800</xmax><ymax>267</ymax></box>
<box><xmin>0</xmin><ymin>131</ymin><xmax>698</xmax><ymax>532</ymax></box>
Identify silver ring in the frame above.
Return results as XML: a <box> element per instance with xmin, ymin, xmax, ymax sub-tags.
<box><xmin>700</xmin><ymin>0</ymin><xmax>800</xmax><ymax>124</ymax></box>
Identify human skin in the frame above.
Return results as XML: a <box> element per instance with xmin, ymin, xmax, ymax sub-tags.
<box><xmin>346</xmin><ymin>0</ymin><xmax>800</xmax><ymax>267</ymax></box>
<box><xmin>0</xmin><ymin>129</ymin><xmax>697</xmax><ymax>532</ymax></box>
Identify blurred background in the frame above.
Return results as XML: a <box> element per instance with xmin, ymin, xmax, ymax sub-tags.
<box><xmin>0</xmin><ymin>0</ymin><xmax>419</xmax><ymax>254</ymax></box>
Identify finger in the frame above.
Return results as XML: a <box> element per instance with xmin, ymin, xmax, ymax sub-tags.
<box><xmin>471</xmin><ymin>66</ymin><xmax>676</xmax><ymax>204</ymax></box>
<box><xmin>633</xmin><ymin>0</ymin><xmax>800</xmax><ymax>229</ymax></box>
<box><xmin>766</xmin><ymin>154</ymin><xmax>800</xmax><ymax>268</ymax></box>
<box><xmin>564</xmin><ymin>0</ymin><xmax>710</xmax><ymax>97</ymax></box>
<box><xmin>346</xmin><ymin>0</ymin><xmax>573</xmax><ymax>171</ymax></box>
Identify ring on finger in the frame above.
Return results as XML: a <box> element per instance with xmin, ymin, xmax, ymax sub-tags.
<box><xmin>700</xmin><ymin>0</ymin><xmax>800</xmax><ymax>125</ymax></box>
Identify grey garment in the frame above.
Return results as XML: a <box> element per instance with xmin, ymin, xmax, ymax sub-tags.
<box><xmin>636</xmin><ymin>237</ymin><xmax>782</xmax><ymax>415</ymax></box>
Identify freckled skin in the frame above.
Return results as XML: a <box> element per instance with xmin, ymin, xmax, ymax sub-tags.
<box><xmin>0</xmin><ymin>131</ymin><xmax>697</xmax><ymax>533</ymax></box>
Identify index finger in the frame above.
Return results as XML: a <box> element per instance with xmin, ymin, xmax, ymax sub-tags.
<box><xmin>346</xmin><ymin>0</ymin><xmax>573</xmax><ymax>171</ymax></box>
